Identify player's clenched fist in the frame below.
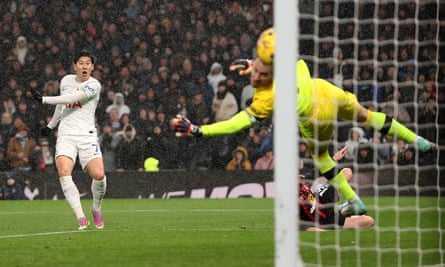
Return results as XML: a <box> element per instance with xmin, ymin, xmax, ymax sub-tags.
<box><xmin>170</xmin><ymin>115</ymin><xmax>202</xmax><ymax>137</ymax></box>
<box><xmin>229</xmin><ymin>59</ymin><xmax>253</xmax><ymax>76</ymax></box>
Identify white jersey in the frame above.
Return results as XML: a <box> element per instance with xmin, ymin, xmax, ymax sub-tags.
<box><xmin>53</xmin><ymin>74</ymin><xmax>101</xmax><ymax>137</ymax></box>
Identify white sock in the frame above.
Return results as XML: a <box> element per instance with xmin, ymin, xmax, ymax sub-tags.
<box><xmin>59</xmin><ymin>176</ymin><xmax>85</xmax><ymax>219</ymax></box>
<box><xmin>91</xmin><ymin>176</ymin><xmax>107</xmax><ymax>212</ymax></box>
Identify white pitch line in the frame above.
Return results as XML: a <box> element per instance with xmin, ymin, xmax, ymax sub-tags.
<box><xmin>0</xmin><ymin>227</ymin><xmax>273</xmax><ymax>239</ymax></box>
<box><xmin>109</xmin><ymin>209</ymin><xmax>272</xmax><ymax>213</ymax></box>
<box><xmin>0</xmin><ymin>230</ymin><xmax>90</xmax><ymax>239</ymax></box>
<box><xmin>0</xmin><ymin>209</ymin><xmax>272</xmax><ymax>215</ymax></box>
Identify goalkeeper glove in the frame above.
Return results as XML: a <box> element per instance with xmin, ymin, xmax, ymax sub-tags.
<box><xmin>30</xmin><ymin>89</ymin><xmax>43</xmax><ymax>102</ymax></box>
<box><xmin>40</xmin><ymin>126</ymin><xmax>52</xmax><ymax>137</ymax></box>
<box><xmin>229</xmin><ymin>59</ymin><xmax>253</xmax><ymax>76</ymax></box>
<box><xmin>171</xmin><ymin>115</ymin><xmax>202</xmax><ymax>137</ymax></box>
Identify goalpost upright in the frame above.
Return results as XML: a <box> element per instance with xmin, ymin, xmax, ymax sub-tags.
<box><xmin>273</xmin><ymin>1</ymin><xmax>302</xmax><ymax>266</ymax></box>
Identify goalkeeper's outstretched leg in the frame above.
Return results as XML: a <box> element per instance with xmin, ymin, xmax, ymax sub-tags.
<box><xmin>358</xmin><ymin>108</ymin><xmax>436</xmax><ymax>152</ymax></box>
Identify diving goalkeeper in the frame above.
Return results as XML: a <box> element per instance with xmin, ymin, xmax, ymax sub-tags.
<box><xmin>172</xmin><ymin>28</ymin><xmax>436</xmax><ymax>216</ymax></box>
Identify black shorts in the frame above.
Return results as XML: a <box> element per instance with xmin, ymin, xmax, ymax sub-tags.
<box><xmin>299</xmin><ymin>183</ymin><xmax>346</xmax><ymax>230</ymax></box>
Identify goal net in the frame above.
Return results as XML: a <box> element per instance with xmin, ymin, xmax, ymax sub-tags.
<box><xmin>276</xmin><ymin>0</ymin><xmax>444</xmax><ymax>266</ymax></box>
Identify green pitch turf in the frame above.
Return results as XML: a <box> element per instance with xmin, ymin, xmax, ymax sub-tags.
<box><xmin>0</xmin><ymin>197</ymin><xmax>443</xmax><ymax>267</ymax></box>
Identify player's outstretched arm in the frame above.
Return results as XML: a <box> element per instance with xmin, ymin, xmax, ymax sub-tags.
<box><xmin>30</xmin><ymin>89</ymin><xmax>87</xmax><ymax>105</ymax></box>
<box><xmin>171</xmin><ymin>111</ymin><xmax>254</xmax><ymax>138</ymax></box>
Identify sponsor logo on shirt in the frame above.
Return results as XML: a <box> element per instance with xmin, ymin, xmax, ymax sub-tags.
<box><xmin>66</xmin><ymin>102</ymin><xmax>82</xmax><ymax>109</ymax></box>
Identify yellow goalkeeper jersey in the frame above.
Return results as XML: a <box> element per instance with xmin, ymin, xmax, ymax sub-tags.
<box><xmin>201</xmin><ymin>59</ymin><xmax>361</xmax><ymax>142</ymax></box>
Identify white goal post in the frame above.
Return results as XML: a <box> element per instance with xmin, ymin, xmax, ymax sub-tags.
<box><xmin>273</xmin><ymin>1</ymin><xmax>301</xmax><ymax>266</ymax></box>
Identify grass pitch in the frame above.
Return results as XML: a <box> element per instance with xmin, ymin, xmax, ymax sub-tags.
<box><xmin>0</xmin><ymin>197</ymin><xmax>443</xmax><ymax>267</ymax></box>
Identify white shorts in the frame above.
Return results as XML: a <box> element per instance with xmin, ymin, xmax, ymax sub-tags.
<box><xmin>55</xmin><ymin>135</ymin><xmax>102</xmax><ymax>170</ymax></box>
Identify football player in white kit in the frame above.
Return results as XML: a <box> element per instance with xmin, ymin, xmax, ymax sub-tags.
<box><xmin>31</xmin><ymin>51</ymin><xmax>106</xmax><ymax>230</ymax></box>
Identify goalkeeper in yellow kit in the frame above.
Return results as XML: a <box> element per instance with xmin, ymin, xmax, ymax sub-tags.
<box><xmin>172</xmin><ymin>28</ymin><xmax>435</xmax><ymax>216</ymax></box>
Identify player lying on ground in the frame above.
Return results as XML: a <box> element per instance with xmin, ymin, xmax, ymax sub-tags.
<box><xmin>299</xmin><ymin>146</ymin><xmax>374</xmax><ymax>231</ymax></box>
<box><xmin>30</xmin><ymin>50</ymin><xmax>106</xmax><ymax>230</ymax></box>
<box><xmin>299</xmin><ymin>168</ymin><xmax>375</xmax><ymax>231</ymax></box>
<box><xmin>171</xmin><ymin>28</ymin><xmax>436</xmax><ymax>217</ymax></box>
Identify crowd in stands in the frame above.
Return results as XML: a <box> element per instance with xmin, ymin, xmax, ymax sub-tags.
<box><xmin>0</xmin><ymin>0</ymin><xmax>443</xmax><ymax>182</ymax></box>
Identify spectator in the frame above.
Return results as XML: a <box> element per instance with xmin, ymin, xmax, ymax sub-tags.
<box><xmin>120</xmin><ymin>80</ymin><xmax>138</xmax><ymax>107</ymax></box>
<box><xmin>129</xmin><ymin>90</ymin><xmax>150</xmax><ymax>121</ymax></box>
<box><xmin>124</xmin><ymin>0</ymin><xmax>141</xmax><ymax>20</ymax></box>
<box><xmin>0</xmin><ymin>111</ymin><xmax>15</xmax><ymax>149</ymax></box>
<box><xmin>145</xmin><ymin>125</ymin><xmax>175</xmax><ymax>169</ymax></box>
<box><xmin>102</xmin><ymin>107</ymin><xmax>123</xmax><ymax>133</ymax></box>
<box><xmin>1</xmin><ymin>78</ymin><xmax>20</xmax><ymax>104</ymax></box>
<box><xmin>148</xmin><ymin>73</ymin><xmax>163</xmax><ymax>96</ymax></box>
<box><xmin>189</xmin><ymin>71</ymin><xmax>214</xmax><ymax>109</ymax></box>
<box><xmin>171</xmin><ymin>94</ymin><xmax>188</xmax><ymax>119</ymax></box>
<box><xmin>212</xmin><ymin>80</ymin><xmax>239</xmax><ymax>122</ymax></box>
<box><xmin>207</xmin><ymin>62</ymin><xmax>226</xmax><ymax>95</ymax></box>
<box><xmin>240</xmin><ymin>84</ymin><xmax>254</xmax><ymax>110</ymax></box>
<box><xmin>119</xmin><ymin>113</ymin><xmax>131</xmax><ymax>130</ymax></box>
<box><xmin>105</xmin><ymin>92</ymin><xmax>131</xmax><ymax>119</ymax></box>
<box><xmin>419</xmin><ymin>96</ymin><xmax>437</xmax><ymax>142</ymax></box>
<box><xmin>356</xmin><ymin>142</ymin><xmax>374</xmax><ymax>164</ymax></box>
<box><xmin>2</xmin><ymin>98</ymin><xmax>17</xmax><ymax>115</ymax></box>
<box><xmin>371</xmin><ymin>132</ymin><xmax>392</xmax><ymax>165</ymax></box>
<box><xmin>6</xmin><ymin>123</ymin><xmax>36</xmax><ymax>172</ymax></box>
<box><xmin>158</xmin><ymin>77</ymin><xmax>183</xmax><ymax>119</ymax></box>
<box><xmin>0</xmin><ymin>148</ymin><xmax>11</xmax><ymax>172</ymax></box>
<box><xmin>259</xmin><ymin>122</ymin><xmax>273</xmax><ymax>156</ymax></box>
<box><xmin>186</xmin><ymin>90</ymin><xmax>211</xmax><ymax>127</ymax></box>
<box><xmin>239</xmin><ymin>33</ymin><xmax>254</xmax><ymax>59</ymax></box>
<box><xmin>226</xmin><ymin>146</ymin><xmax>252</xmax><ymax>171</ymax></box>
<box><xmin>158</xmin><ymin>67</ymin><xmax>170</xmax><ymax>92</ymax></box>
<box><xmin>155</xmin><ymin>109</ymin><xmax>170</xmax><ymax>133</ymax></box>
<box><xmin>115</xmin><ymin>124</ymin><xmax>145</xmax><ymax>172</ymax></box>
<box><xmin>97</xmin><ymin>89</ymin><xmax>115</xmax><ymax>123</ymax></box>
<box><xmin>419</xmin><ymin>81</ymin><xmax>436</xmax><ymax>104</ymax></box>
<box><xmin>343</xmin><ymin>127</ymin><xmax>369</xmax><ymax>162</ymax></box>
<box><xmin>194</xmin><ymin>51</ymin><xmax>212</xmax><ymax>75</ymax></box>
<box><xmin>241</xmin><ymin>127</ymin><xmax>263</xmax><ymax>164</ymax></box>
<box><xmin>1</xmin><ymin>172</ymin><xmax>24</xmax><ymax>200</ymax></box>
<box><xmin>98</xmin><ymin>123</ymin><xmax>119</xmax><ymax>172</ymax></box>
<box><xmin>397</xmin><ymin>146</ymin><xmax>415</xmax><ymax>166</ymax></box>
<box><xmin>391</xmin><ymin>139</ymin><xmax>408</xmax><ymax>164</ymax></box>
<box><xmin>145</xmin><ymin>87</ymin><xmax>159</xmax><ymax>111</ymax></box>
<box><xmin>178</xmin><ymin>58</ymin><xmax>196</xmax><ymax>98</ymax></box>
<box><xmin>380</xmin><ymin>91</ymin><xmax>412</xmax><ymax>123</ymax></box>
<box><xmin>132</xmin><ymin>107</ymin><xmax>154</xmax><ymax>139</ymax></box>
<box><xmin>29</xmin><ymin>138</ymin><xmax>55</xmax><ymax>172</ymax></box>
<box><xmin>12</xmin><ymin>36</ymin><xmax>29</xmax><ymax>66</ymax></box>
<box><xmin>12</xmin><ymin>101</ymin><xmax>36</xmax><ymax>135</ymax></box>
<box><xmin>254</xmin><ymin>146</ymin><xmax>274</xmax><ymax>170</ymax></box>
<box><xmin>12</xmin><ymin>88</ymin><xmax>27</xmax><ymax>108</ymax></box>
